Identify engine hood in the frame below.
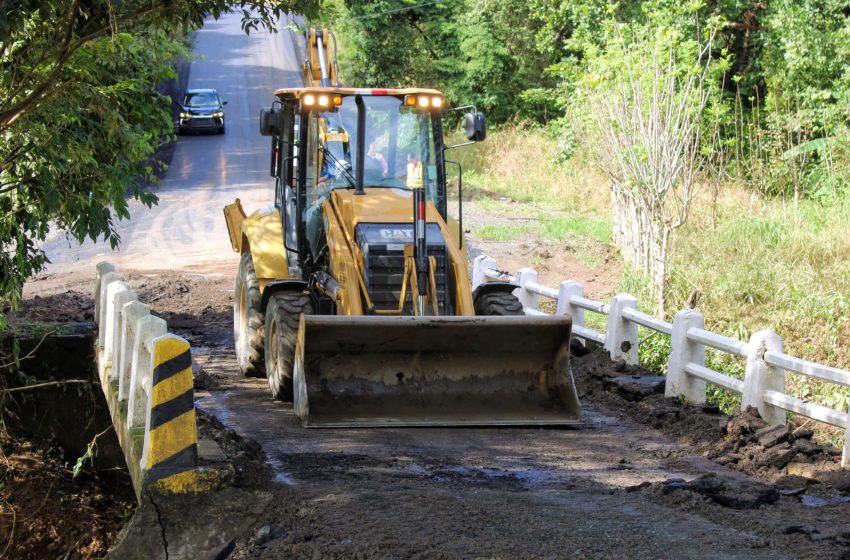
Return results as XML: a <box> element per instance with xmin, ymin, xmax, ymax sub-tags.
<box><xmin>331</xmin><ymin>188</ymin><xmax>443</xmax><ymax>230</ymax></box>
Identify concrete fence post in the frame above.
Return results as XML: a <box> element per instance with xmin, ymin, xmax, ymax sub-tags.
<box><xmin>472</xmin><ymin>255</ymin><xmax>498</xmax><ymax>290</ymax></box>
<box><xmin>127</xmin><ymin>316</ymin><xmax>168</xmax><ymax>429</ymax></box>
<box><xmin>94</xmin><ymin>262</ymin><xmax>116</xmax><ymax>323</ymax></box>
<box><xmin>102</xmin><ymin>281</ymin><xmax>131</xmax><ymax>380</ymax></box>
<box><xmin>141</xmin><ymin>333</ymin><xmax>198</xmax><ymax>488</ymax></box>
<box><xmin>109</xmin><ymin>286</ymin><xmax>137</xmax><ymax>383</ymax></box>
<box><xmin>666</xmin><ymin>309</ymin><xmax>706</xmax><ymax>402</ymax></box>
<box><xmin>97</xmin><ymin>272</ymin><xmax>123</xmax><ymax>350</ymax></box>
<box><xmin>557</xmin><ymin>280</ymin><xmax>585</xmax><ymax>346</ymax></box>
<box><xmin>743</xmin><ymin>330</ymin><xmax>786</xmax><ymax>426</ymax></box>
<box><xmin>118</xmin><ymin>301</ymin><xmax>150</xmax><ymax>402</ymax></box>
<box><xmin>604</xmin><ymin>293</ymin><xmax>638</xmax><ymax>364</ymax></box>
<box><xmin>515</xmin><ymin>268</ymin><xmax>539</xmax><ymax>312</ymax></box>
<box><xmin>556</xmin><ymin>281</ymin><xmax>585</xmax><ymax>324</ymax></box>
<box><xmin>843</xmin><ymin>414</ymin><xmax>850</xmax><ymax>469</ymax></box>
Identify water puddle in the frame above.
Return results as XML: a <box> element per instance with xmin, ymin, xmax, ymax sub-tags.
<box><xmin>800</xmin><ymin>494</ymin><xmax>850</xmax><ymax>507</ymax></box>
<box><xmin>405</xmin><ymin>463</ymin><xmax>563</xmax><ymax>488</ymax></box>
<box><xmin>195</xmin><ymin>391</ymin><xmax>299</xmax><ymax>486</ymax></box>
<box><xmin>266</xmin><ymin>455</ymin><xmax>298</xmax><ymax>485</ymax></box>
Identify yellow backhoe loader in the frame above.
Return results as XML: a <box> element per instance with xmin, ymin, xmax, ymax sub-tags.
<box><xmin>224</xmin><ymin>28</ymin><xmax>581</xmax><ymax>427</ymax></box>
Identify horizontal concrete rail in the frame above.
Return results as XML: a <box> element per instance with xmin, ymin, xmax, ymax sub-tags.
<box><xmin>94</xmin><ymin>262</ymin><xmax>226</xmax><ymax>498</ymax></box>
<box><xmin>687</xmin><ymin>327</ymin><xmax>749</xmax><ymax>358</ymax></box>
<box><xmin>764</xmin><ymin>351</ymin><xmax>850</xmax><ymax>386</ymax></box>
<box><xmin>471</xmin><ymin>254</ymin><xmax>850</xmax><ymax>468</ymax></box>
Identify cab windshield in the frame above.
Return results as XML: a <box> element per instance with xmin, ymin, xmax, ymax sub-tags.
<box><xmin>305</xmin><ymin>95</ymin><xmax>439</xmax><ymax>203</ymax></box>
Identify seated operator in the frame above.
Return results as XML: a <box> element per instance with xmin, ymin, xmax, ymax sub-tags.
<box><xmin>366</xmin><ymin>143</ymin><xmax>388</xmax><ymax>177</ymax></box>
<box><xmin>406</xmin><ymin>152</ymin><xmax>423</xmax><ymax>189</ymax></box>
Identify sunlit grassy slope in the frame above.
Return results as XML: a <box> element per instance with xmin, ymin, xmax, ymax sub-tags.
<box><xmin>458</xmin><ymin>125</ymin><xmax>850</xmax><ymax>429</ymax></box>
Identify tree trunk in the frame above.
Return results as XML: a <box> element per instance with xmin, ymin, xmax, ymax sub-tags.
<box><xmin>610</xmin><ymin>182</ymin><xmax>647</xmax><ymax>273</ymax></box>
<box><xmin>613</xmin><ymin>182</ymin><xmax>672</xmax><ymax>317</ymax></box>
<box><xmin>649</xmin><ymin>224</ymin><xmax>671</xmax><ymax>317</ymax></box>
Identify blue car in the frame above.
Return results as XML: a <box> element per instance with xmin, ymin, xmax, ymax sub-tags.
<box><xmin>177</xmin><ymin>88</ymin><xmax>227</xmax><ymax>134</ymax></box>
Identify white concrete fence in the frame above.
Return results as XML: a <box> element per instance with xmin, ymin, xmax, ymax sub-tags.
<box><xmin>95</xmin><ymin>262</ymin><xmax>167</xmax><ymax>436</ymax></box>
<box><xmin>472</xmin><ymin>255</ymin><xmax>850</xmax><ymax>468</ymax></box>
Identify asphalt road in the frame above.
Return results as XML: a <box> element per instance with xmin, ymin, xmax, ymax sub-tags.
<box><xmin>41</xmin><ymin>12</ymin><xmax>303</xmax><ymax>274</ymax></box>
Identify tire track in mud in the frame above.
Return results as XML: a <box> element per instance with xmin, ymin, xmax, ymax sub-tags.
<box><xmin>188</xmin><ymin>342</ymin><xmax>806</xmax><ymax>559</ymax></box>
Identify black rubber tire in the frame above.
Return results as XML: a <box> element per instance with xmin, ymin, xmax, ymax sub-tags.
<box><xmin>474</xmin><ymin>292</ymin><xmax>524</xmax><ymax>316</ymax></box>
<box><xmin>264</xmin><ymin>291</ymin><xmax>314</xmax><ymax>401</ymax></box>
<box><xmin>218</xmin><ymin>125</ymin><xmax>225</xmax><ymax>135</ymax></box>
<box><xmin>234</xmin><ymin>252</ymin><xmax>265</xmax><ymax>377</ymax></box>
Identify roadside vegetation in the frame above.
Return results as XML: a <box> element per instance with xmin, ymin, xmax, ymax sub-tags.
<box><xmin>0</xmin><ymin>4</ymin><xmax>319</xmax><ymax>554</ymax></box>
<box><xmin>456</xmin><ymin>125</ymin><xmax>850</xmax><ymax>439</ymax></box>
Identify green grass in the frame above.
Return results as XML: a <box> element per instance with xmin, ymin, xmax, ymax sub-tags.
<box><xmin>10</xmin><ymin>320</ymin><xmax>70</xmax><ymax>337</ymax></box>
<box><xmin>463</xmin><ymin>125</ymin><xmax>850</xmax><ymax>445</ymax></box>
<box><xmin>536</xmin><ymin>214</ymin><xmax>611</xmax><ymax>244</ymax></box>
<box><xmin>476</xmin><ymin>224</ymin><xmax>530</xmax><ymax>241</ymax></box>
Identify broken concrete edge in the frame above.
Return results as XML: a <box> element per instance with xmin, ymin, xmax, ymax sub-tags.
<box><xmin>108</xmin><ymin>488</ymin><xmax>275</xmax><ymax>560</ymax></box>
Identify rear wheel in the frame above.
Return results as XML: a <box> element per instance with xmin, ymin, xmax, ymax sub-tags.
<box><xmin>234</xmin><ymin>252</ymin><xmax>265</xmax><ymax>377</ymax></box>
<box><xmin>474</xmin><ymin>292</ymin><xmax>524</xmax><ymax>316</ymax></box>
<box><xmin>264</xmin><ymin>291</ymin><xmax>314</xmax><ymax>401</ymax></box>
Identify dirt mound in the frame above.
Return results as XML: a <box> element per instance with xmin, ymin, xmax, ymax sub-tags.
<box><xmin>6</xmin><ymin>291</ymin><xmax>94</xmax><ymax>328</ymax></box>
<box><xmin>573</xmin><ymin>348</ymin><xmax>849</xmax><ymax>487</ymax></box>
<box><xmin>629</xmin><ymin>473</ymin><xmax>781</xmax><ymax>509</ymax></box>
<box><xmin>0</xmin><ymin>430</ymin><xmax>136</xmax><ymax>559</ymax></box>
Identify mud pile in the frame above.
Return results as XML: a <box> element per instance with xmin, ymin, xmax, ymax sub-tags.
<box><xmin>574</xmin><ymin>348</ymin><xmax>849</xmax><ymax>487</ymax></box>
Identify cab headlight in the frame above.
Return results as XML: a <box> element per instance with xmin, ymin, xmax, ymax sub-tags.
<box><xmin>180</xmin><ymin>112</ymin><xmax>191</xmax><ymax>119</ymax></box>
<box><xmin>213</xmin><ymin>111</ymin><xmax>224</xmax><ymax>118</ymax></box>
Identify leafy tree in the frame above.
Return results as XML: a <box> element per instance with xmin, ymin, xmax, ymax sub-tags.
<box><xmin>759</xmin><ymin>0</ymin><xmax>850</xmax><ymax>200</ymax></box>
<box><xmin>570</xmin><ymin>10</ymin><xmax>728</xmax><ymax>315</ymax></box>
<box><xmin>0</xmin><ymin>1</ymin><xmax>319</xmax><ymax>310</ymax></box>
<box><xmin>329</xmin><ymin>0</ymin><xmax>463</xmax><ymax>90</ymax></box>
<box><xmin>454</xmin><ymin>0</ymin><xmax>561</xmax><ymax>121</ymax></box>
<box><xmin>326</xmin><ymin>0</ymin><xmax>561</xmax><ymax>121</ymax></box>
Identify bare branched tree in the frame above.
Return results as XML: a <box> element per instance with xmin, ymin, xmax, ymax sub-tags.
<box><xmin>576</xmin><ymin>25</ymin><xmax>719</xmax><ymax>316</ymax></box>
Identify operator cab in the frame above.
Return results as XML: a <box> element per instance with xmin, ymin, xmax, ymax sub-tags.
<box><xmin>263</xmin><ymin>88</ymin><xmax>450</xmax><ymax>266</ymax></box>
<box><xmin>260</xmin><ymin>87</ymin><xmax>485</xmax><ymax>315</ymax></box>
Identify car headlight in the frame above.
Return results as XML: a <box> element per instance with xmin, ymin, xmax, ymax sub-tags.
<box><xmin>180</xmin><ymin>112</ymin><xmax>191</xmax><ymax>119</ymax></box>
<box><xmin>213</xmin><ymin>111</ymin><xmax>224</xmax><ymax>118</ymax></box>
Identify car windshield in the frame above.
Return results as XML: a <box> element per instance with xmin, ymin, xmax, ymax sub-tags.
<box><xmin>306</xmin><ymin>96</ymin><xmax>438</xmax><ymax>202</ymax></box>
<box><xmin>183</xmin><ymin>92</ymin><xmax>219</xmax><ymax>107</ymax></box>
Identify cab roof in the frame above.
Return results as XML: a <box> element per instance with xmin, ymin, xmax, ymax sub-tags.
<box><xmin>273</xmin><ymin>86</ymin><xmax>443</xmax><ymax>99</ymax></box>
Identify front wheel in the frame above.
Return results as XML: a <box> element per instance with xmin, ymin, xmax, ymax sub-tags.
<box><xmin>234</xmin><ymin>253</ymin><xmax>265</xmax><ymax>377</ymax></box>
<box><xmin>474</xmin><ymin>292</ymin><xmax>524</xmax><ymax>316</ymax></box>
<box><xmin>264</xmin><ymin>291</ymin><xmax>314</xmax><ymax>401</ymax></box>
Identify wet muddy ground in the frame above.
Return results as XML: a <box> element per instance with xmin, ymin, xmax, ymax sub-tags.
<box><xmin>13</xmin><ymin>268</ymin><xmax>850</xmax><ymax>559</ymax></box>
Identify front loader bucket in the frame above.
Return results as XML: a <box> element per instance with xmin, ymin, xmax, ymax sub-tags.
<box><xmin>292</xmin><ymin>315</ymin><xmax>581</xmax><ymax>427</ymax></box>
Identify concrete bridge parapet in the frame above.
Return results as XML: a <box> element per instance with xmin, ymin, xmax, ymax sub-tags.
<box><xmin>94</xmin><ymin>262</ymin><xmax>231</xmax><ymax>499</ymax></box>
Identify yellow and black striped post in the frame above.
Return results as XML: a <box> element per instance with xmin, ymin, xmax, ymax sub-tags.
<box><xmin>142</xmin><ymin>334</ymin><xmax>200</xmax><ymax>493</ymax></box>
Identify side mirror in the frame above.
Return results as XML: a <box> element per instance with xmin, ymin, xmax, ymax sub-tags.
<box><xmin>259</xmin><ymin>107</ymin><xmax>277</xmax><ymax>136</ymax></box>
<box><xmin>222</xmin><ymin>100</ymin><xmax>228</xmax><ymax>105</ymax></box>
<box><xmin>464</xmin><ymin>112</ymin><xmax>486</xmax><ymax>142</ymax></box>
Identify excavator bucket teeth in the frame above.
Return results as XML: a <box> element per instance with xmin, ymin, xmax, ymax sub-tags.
<box><xmin>292</xmin><ymin>315</ymin><xmax>581</xmax><ymax>427</ymax></box>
